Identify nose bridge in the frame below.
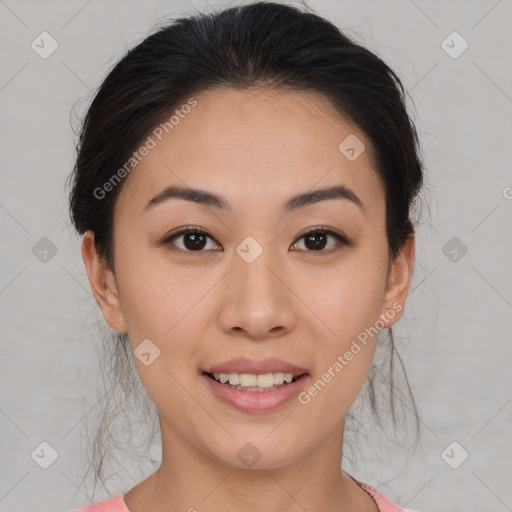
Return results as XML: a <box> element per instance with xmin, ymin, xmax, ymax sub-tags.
<box><xmin>237</xmin><ymin>241</ymin><xmax>279</xmax><ymax>297</ymax></box>
<box><xmin>235</xmin><ymin>236</ymin><xmax>283</xmax><ymax>305</ymax></box>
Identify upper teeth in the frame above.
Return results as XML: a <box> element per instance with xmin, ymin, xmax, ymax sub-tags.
<box><xmin>213</xmin><ymin>372</ymin><xmax>295</xmax><ymax>388</ymax></box>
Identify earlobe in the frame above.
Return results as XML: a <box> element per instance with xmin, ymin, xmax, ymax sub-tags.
<box><xmin>379</xmin><ymin>233</ymin><xmax>415</xmax><ymax>329</ymax></box>
<box><xmin>81</xmin><ymin>231</ymin><xmax>127</xmax><ymax>333</ymax></box>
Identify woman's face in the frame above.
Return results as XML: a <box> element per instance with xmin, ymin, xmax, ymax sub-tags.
<box><xmin>83</xmin><ymin>86</ymin><xmax>413</xmax><ymax>470</ymax></box>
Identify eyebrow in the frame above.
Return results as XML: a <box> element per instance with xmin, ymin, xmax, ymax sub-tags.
<box><xmin>144</xmin><ymin>184</ymin><xmax>365</xmax><ymax>215</ymax></box>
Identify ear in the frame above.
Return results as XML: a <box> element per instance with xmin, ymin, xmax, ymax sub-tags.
<box><xmin>81</xmin><ymin>230</ymin><xmax>127</xmax><ymax>333</ymax></box>
<box><xmin>379</xmin><ymin>232</ymin><xmax>415</xmax><ymax>328</ymax></box>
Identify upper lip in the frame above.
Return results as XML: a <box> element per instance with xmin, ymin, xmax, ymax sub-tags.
<box><xmin>203</xmin><ymin>358</ymin><xmax>308</xmax><ymax>376</ymax></box>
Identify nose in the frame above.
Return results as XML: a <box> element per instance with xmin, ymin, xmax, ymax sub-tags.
<box><xmin>217</xmin><ymin>245</ymin><xmax>297</xmax><ymax>340</ymax></box>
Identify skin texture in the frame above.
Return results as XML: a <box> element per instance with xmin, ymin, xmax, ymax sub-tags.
<box><xmin>81</xmin><ymin>86</ymin><xmax>415</xmax><ymax>512</ymax></box>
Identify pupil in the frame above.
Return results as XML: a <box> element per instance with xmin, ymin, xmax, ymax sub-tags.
<box><xmin>305</xmin><ymin>232</ymin><xmax>326</xmax><ymax>250</ymax></box>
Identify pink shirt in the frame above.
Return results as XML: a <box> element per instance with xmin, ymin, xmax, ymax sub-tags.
<box><xmin>71</xmin><ymin>479</ymin><xmax>420</xmax><ymax>511</ymax></box>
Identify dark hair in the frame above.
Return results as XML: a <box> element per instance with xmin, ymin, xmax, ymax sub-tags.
<box><xmin>66</xmin><ymin>0</ymin><xmax>428</xmax><ymax>497</ymax></box>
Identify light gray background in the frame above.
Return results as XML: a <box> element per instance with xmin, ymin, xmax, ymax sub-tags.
<box><xmin>1</xmin><ymin>0</ymin><xmax>511</xmax><ymax>511</ymax></box>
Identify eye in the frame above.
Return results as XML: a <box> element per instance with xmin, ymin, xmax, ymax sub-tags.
<box><xmin>161</xmin><ymin>225</ymin><xmax>350</xmax><ymax>254</ymax></box>
<box><xmin>291</xmin><ymin>227</ymin><xmax>350</xmax><ymax>252</ymax></box>
<box><xmin>161</xmin><ymin>226</ymin><xmax>221</xmax><ymax>254</ymax></box>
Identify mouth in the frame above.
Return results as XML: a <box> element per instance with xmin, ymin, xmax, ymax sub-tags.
<box><xmin>201</xmin><ymin>369</ymin><xmax>310</xmax><ymax>413</ymax></box>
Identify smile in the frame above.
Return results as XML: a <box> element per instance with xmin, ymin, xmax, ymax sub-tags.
<box><xmin>202</xmin><ymin>371</ymin><xmax>310</xmax><ymax>412</ymax></box>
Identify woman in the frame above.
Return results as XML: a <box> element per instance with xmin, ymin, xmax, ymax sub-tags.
<box><xmin>68</xmin><ymin>2</ymin><xmax>425</xmax><ymax>510</ymax></box>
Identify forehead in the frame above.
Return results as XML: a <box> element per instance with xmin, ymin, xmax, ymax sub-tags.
<box><xmin>116</xmin><ymin>86</ymin><xmax>384</xmax><ymax>217</ymax></box>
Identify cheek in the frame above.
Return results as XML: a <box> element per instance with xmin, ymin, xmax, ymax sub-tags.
<box><xmin>114</xmin><ymin>257</ymin><xmax>206</xmax><ymax>417</ymax></box>
<box><xmin>298</xmin><ymin>258</ymin><xmax>386</xmax><ymax>402</ymax></box>
<box><xmin>303</xmin><ymin>258</ymin><xmax>387</xmax><ymax>342</ymax></box>
<box><xmin>114</xmin><ymin>249</ymin><xmax>213</xmax><ymax>383</ymax></box>
<box><xmin>113</xmin><ymin>238</ymin><xmax>203</xmax><ymax>333</ymax></box>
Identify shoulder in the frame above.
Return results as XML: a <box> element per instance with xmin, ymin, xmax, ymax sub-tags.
<box><xmin>71</xmin><ymin>494</ymin><xmax>130</xmax><ymax>512</ymax></box>
<box><xmin>357</xmin><ymin>481</ymin><xmax>421</xmax><ymax>512</ymax></box>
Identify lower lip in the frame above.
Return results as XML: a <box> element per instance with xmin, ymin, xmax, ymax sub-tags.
<box><xmin>201</xmin><ymin>373</ymin><xmax>309</xmax><ymax>413</ymax></box>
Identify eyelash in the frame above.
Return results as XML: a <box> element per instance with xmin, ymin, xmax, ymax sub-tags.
<box><xmin>161</xmin><ymin>225</ymin><xmax>351</xmax><ymax>255</ymax></box>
